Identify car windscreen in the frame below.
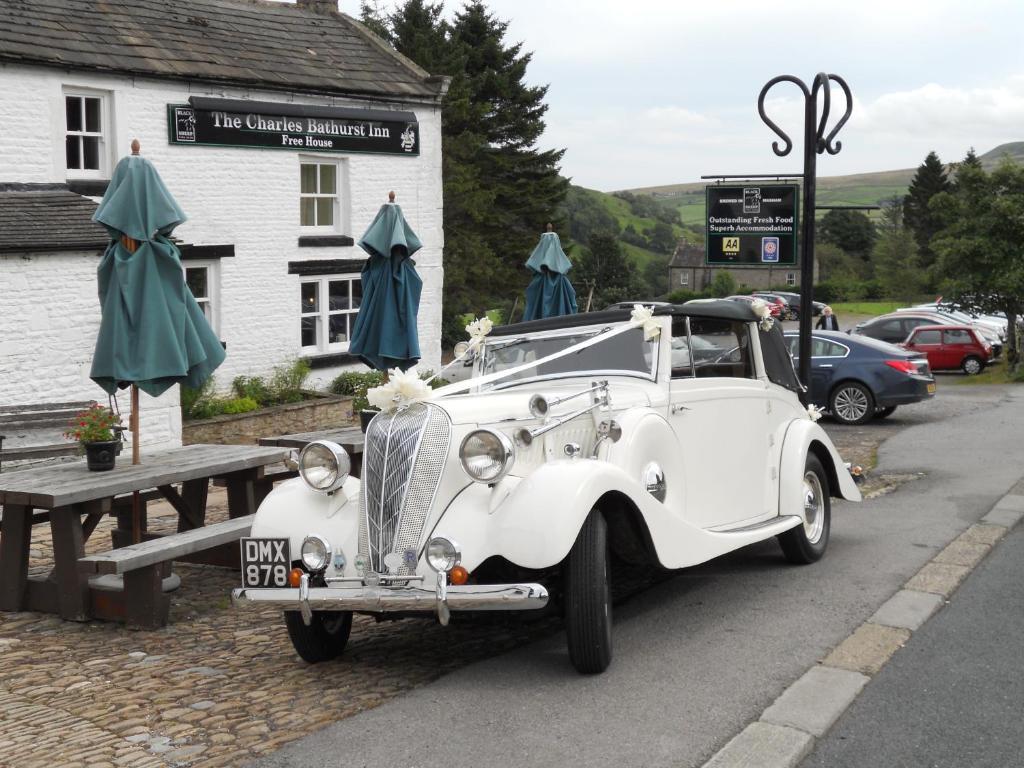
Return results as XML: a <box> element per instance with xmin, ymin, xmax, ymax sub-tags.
<box><xmin>760</xmin><ymin>324</ymin><xmax>802</xmax><ymax>392</ymax></box>
<box><xmin>479</xmin><ymin>325</ymin><xmax>656</xmax><ymax>388</ymax></box>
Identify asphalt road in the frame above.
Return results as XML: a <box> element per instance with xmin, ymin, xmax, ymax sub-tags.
<box><xmin>252</xmin><ymin>385</ymin><xmax>1024</xmax><ymax>768</ymax></box>
<box><xmin>802</xmin><ymin>524</ymin><xmax>1024</xmax><ymax>768</ymax></box>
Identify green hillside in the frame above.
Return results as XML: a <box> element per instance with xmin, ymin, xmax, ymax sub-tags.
<box><xmin>618</xmin><ymin>141</ymin><xmax>1024</xmax><ymax>227</ymax></box>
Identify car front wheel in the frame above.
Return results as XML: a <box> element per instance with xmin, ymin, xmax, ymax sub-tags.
<box><xmin>961</xmin><ymin>356</ymin><xmax>984</xmax><ymax>375</ymax></box>
<box><xmin>830</xmin><ymin>381</ymin><xmax>875</xmax><ymax>425</ymax></box>
<box><xmin>777</xmin><ymin>454</ymin><xmax>831</xmax><ymax>564</ymax></box>
<box><xmin>284</xmin><ymin>610</ymin><xmax>353</xmax><ymax>663</ymax></box>
<box><xmin>564</xmin><ymin>509</ymin><xmax>613</xmax><ymax>674</ymax></box>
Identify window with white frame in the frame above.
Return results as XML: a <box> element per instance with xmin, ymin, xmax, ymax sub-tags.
<box><xmin>786</xmin><ymin>272</ymin><xmax>796</xmax><ymax>286</ymax></box>
<box><xmin>679</xmin><ymin>271</ymin><xmax>689</xmax><ymax>287</ymax></box>
<box><xmin>300</xmin><ymin>274</ymin><xmax>362</xmax><ymax>353</ymax></box>
<box><xmin>185</xmin><ymin>262</ymin><xmax>220</xmax><ymax>334</ymax></box>
<box><xmin>64</xmin><ymin>90</ymin><xmax>108</xmax><ymax>178</ymax></box>
<box><xmin>300</xmin><ymin>160</ymin><xmax>343</xmax><ymax>230</ymax></box>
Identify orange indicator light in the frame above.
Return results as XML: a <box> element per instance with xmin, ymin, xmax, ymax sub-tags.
<box><xmin>288</xmin><ymin>568</ymin><xmax>304</xmax><ymax>587</ymax></box>
<box><xmin>450</xmin><ymin>565</ymin><xmax>469</xmax><ymax>585</ymax></box>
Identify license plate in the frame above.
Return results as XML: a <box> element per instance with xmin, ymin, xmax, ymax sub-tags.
<box><xmin>240</xmin><ymin>538</ymin><xmax>291</xmax><ymax>588</ymax></box>
<box><xmin>927</xmin><ymin>383</ymin><xmax>936</xmax><ymax>394</ymax></box>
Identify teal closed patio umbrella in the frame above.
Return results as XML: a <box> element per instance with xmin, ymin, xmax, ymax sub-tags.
<box><xmin>522</xmin><ymin>225</ymin><xmax>577</xmax><ymax>321</ymax></box>
<box><xmin>90</xmin><ymin>140</ymin><xmax>225</xmax><ymax>463</ymax></box>
<box><xmin>349</xmin><ymin>191</ymin><xmax>423</xmax><ymax>371</ymax></box>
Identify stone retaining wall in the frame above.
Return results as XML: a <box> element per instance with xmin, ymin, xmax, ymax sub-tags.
<box><xmin>182</xmin><ymin>394</ymin><xmax>354</xmax><ymax>445</ymax></box>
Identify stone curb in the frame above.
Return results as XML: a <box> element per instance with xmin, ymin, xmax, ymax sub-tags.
<box><xmin>698</xmin><ymin>486</ymin><xmax>1024</xmax><ymax>768</ymax></box>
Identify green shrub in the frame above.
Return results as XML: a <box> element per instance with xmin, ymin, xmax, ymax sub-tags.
<box><xmin>232</xmin><ymin>375</ymin><xmax>272</xmax><ymax>405</ymax></box>
<box><xmin>229</xmin><ymin>359</ymin><xmax>311</xmax><ymax>408</ymax></box>
<box><xmin>666</xmin><ymin>289</ymin><xmax>702</xmax><ymax>304</ymax></box>
<box><xmin>328</xmin><ymin>370</ymin><xmax>387</xmax><ymax>413</ymax></box>
<box><xmin>181</xmin><ymin>376</ymin><xmax>218</xmax><ymax>420</ymax></box>
<box><xmin>218</xmin><ymin>397</ymin><xmax>259</xmax><ymax>415</ymax></box>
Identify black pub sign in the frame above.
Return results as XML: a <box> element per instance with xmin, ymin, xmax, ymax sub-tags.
<box><xmin>705</xmin><ymin>184</ymin><xmax>799</xmax><ymax>266</ymax></box>
<box><xmin>167</xmin><ymin>97</ymin><xmax>419</xmax><ymax>156</ymax></box>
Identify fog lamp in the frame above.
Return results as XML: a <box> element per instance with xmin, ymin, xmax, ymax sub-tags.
<box><xmin>425</xmin><ymin>537</ymin><xmax>461</xmax><ymax>573</ymax></box>
<box><xmin>300</xmin><ymin>535</ymin><xmax>331</xmax><ymax>573</ymax></box>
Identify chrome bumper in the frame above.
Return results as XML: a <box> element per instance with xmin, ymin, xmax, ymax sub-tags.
<box><xmin>231</xmin><ymin>573</ymin><xmax>549</xmax><ymax>626</ymax></box>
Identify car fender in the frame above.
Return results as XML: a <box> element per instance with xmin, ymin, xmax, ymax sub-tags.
<box><xmin>779</xmin><ymin>419</ymin><xmax>861</xmax><ymax>520</ymax></box>
<box><xmin>433</xmin><ymin>446</ymin><xmax>805</xmax><ymax>572</ymax></box>
<box><xmin>250</xmin><ymin>475</ymin><xmax>362</xmax><ymax>564</ymax></box>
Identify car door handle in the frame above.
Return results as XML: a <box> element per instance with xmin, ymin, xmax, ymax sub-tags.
<box><xmin>818</xmin><ymin>364</ymin><xmax>833</xmax><ymax>368</ymax></box>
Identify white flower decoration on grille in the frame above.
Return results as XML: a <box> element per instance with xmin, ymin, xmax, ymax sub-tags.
<box><xmin>630</xmin><ymin>304</ymin><xmax>661</xmax><ymax>340</ymax></box>
<box><xmin>807</xmin><ymin>404</ymin><xmax>823</xmax><ymax>422</ymax></box>
<box><xmin>366</xmin><ymin>366</ymin><xmax>433</xmax><ymax>411</ymax></box>
<box><xmin>750</xmin><ymin>298</ymin><xmax>775</xmax><ymax>332</ymax></box>
<box><xmin>465</xmin><ymin>316</ymin><xmax>494</xmax><ymax>347</ymax></box>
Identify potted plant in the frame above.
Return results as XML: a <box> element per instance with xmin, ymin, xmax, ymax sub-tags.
<box><xmin>63</xmin><ymin>404</ymin><xmax>124</xmax><ymax>471</ymax></box>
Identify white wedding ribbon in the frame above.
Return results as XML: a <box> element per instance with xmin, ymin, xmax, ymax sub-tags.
<box><xmin>428</xmin><ymin>319</ymin><xmax>649</xmax><ymax>400</ymax></box>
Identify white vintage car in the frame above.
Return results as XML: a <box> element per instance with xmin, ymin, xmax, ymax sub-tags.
<box><xmin>232</xmin><ymin>301</ymin><xmax>861</xmax><ymax>674</ymax></box>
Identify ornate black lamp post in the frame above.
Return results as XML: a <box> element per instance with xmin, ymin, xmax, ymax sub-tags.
<box><xmin>758</xmin><ymin>73</ymin><xmax>851</xmax><ymax>399</ymax></box>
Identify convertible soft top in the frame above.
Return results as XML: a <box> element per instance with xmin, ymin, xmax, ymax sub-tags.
<box><xmin>490</xmin><ymin>299</ymin><xmax>757</xmax><ymax>337</ymax></box>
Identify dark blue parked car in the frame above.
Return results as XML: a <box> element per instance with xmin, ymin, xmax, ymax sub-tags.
<box><xmin>784</xmin><ymin>330</ymin><xmax>936</xmax><ymax>424</ymax></box>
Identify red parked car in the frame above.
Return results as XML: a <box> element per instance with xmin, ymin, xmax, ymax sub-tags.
<box><xmin>902</xmin><ymin>324</ymin><xmax>993</xmax><ymax>375</ymax></box>
<box><xmin>725</xmin><ymin>295</ymin><xmax>783</xmax><ymax>317</ymax></box>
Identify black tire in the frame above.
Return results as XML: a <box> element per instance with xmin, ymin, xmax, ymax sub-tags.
<box><xmin>829</xmin><ymin>381</ymin><xmax>875</xmax><ymax>425</ymax></box>
<box><xmin>777</xmin><ymin>454</ymin><xmax>831</xmax><ymax>564</ymax></box>
<box><xmin>284</xmin><ymin>610</ymin><xmax>353</xmax><ymax>663</ymax></box>
<box><xmin>564</xmin><ymin>509</ymin><xmax>613</xmax><ymax>674</ymax></box>
<box><xmin>961</xmin><ymin>356</ymin><xmax>984</xmax><ymax>375</ymax></box>
<box><xmin>875</xmin><ymin>406</ymin><xmax>897</xmax><ymax>419</ymax></box>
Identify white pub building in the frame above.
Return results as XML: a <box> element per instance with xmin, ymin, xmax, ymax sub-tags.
<box><xmin>0</xmin><ymin>0</ymin><xmax>446</xmax><ymax>456</ymax></box>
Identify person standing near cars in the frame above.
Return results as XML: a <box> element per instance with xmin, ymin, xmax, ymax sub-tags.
<box><xmin>816</xmin><ymin>306</ymin><xmax>840</xmax><ymax>331</ymax></box>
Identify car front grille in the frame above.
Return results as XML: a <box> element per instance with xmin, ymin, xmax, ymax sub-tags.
<box><xmin>358</xmin><ymin>403</ymin><xmax>451</xmax><ymax>576</ymax></box>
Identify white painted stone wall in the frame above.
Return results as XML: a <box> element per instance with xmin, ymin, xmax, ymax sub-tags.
<box><xmin>0</xmin><ymin>62</ymin><xmax>445</xmax><ymax>450</ymax></box>
<box><xmin>0</xmin><ymin>250</ymin><xmax>181</xmax><ymax>449</ymax></box>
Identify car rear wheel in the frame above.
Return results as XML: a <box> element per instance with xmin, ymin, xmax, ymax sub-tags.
<box><xmin>564</xmin><ymin>509</ymin><xmax>613</xmax><ymax>674</ymax></box>
<box><xmin>284</xmin><ymin>610</ymin><xmax>353</xmax><ymax>663</ymax></box>
<box><xmin>829</xmin><ymin>381</ymin><xmax>875</xmax><ymax>425</ymax></box>
<box><xmin>777</xmin><ymin>454</ymin><xmax>831</xmax><ymax>564</ymax></box>
<box><xmin>875</xmin><ymin>406</ymin><xmax>897</xmax><ymax>419</ymax></box>
<box><xmin>961</xmin><ymin>356</ymin><xmax>984</xmax><ymax>375</ymax></box>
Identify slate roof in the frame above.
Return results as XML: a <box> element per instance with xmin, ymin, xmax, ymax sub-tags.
<box><xmin>0</xmin><ymin>0</ymin><xmax>444</xmax><ymax>101</ymax></box>
<box><xmin>0</xmin><ymin>184</ymin><xmax>108</xmax><ymax>253</ymax></box>
<box><xmin>669</xmin><ymin>241</ymin><xmax>705</xmax><ymax>268</ymax></box>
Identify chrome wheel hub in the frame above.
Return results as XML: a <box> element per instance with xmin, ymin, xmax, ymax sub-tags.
<box><xmin>802</xmin><ymin>471</ymin><xmax>825</xmax><ymax>544</ymax></box>
<box><xmin>834</xmin><ymin>387</ymin><xmax>868</xmax><ymax>422</ymax></box>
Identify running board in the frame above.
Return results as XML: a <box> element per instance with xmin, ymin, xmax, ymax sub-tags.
<box><xmin>706</xmin><ymin>515</ymin><xmax>802</xmax><ymax>534</ymax></box>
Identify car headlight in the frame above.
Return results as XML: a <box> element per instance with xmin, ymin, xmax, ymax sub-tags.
<box><xmin>301</xmin><ymin>535</ymin><xmax>331</xmax><ymax>573</ymax></box>
<box><xmin>460</xmin><ymin>429</ymin><xmax>514</xmax><ymax>483</ymax></box>
<box><xmin>425</xmin><ymin>536</ymin><xmax>461</xmax><ymax>572</ymax></box>
<box><xmin>298</xmin><ymin>440</ymin><xmax>350</xmax><ymax>493</ymax></box>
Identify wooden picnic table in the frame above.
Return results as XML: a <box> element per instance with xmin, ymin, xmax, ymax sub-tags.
<box><xmin>0</xmin><ymin>443</ymin><xmax>290</xmax><ymax>624</ymax></box>
<box><xmin>258</xmin><ymin>426</ymin><xmax>364</xmax><ymax>478</ymax></box>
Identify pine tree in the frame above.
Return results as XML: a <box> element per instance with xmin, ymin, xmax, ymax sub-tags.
<box><xmin>873</xmin><ymin>197</ymin><xmax>923</xmax><ymax>301</ymax></box>
<box><xmin>931</xmin><ymin>159</ymin><xmax>1024</xmax><ymax>370</ymax></box>
<box><xmin>573</xmin><ymin>233</ymin><xmax>641</xmax><ymax>310</ymax></box>
<box><xmin>362</xmin><ymin>1</ymin><xmax>568</xmax><ymax>345</ymax></box>
<box><xmin>903</xmin><ymin>151</ymin><xmax>951</xmax><ymax>272</ymax></box>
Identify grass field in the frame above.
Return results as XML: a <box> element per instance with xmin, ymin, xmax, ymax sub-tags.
<box><xmin>831</xmin><ymin>301</ymin><xmax>903</xmax><ymax>316</ymax></box>
<box><xmin>947</xmin><ymin>362</ymin><xmax>1024</xmax><ymax>386</ymax></box>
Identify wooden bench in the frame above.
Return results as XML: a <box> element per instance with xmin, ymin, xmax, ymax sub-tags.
<box><xmin>78</xmin><ymin>514</ymin><xmax>255</xmax><ymax>629</ymax></box>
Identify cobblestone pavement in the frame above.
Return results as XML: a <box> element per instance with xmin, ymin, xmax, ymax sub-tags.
<box><xmin>0</xmin><ymin>386</ymin><xmax>1005</xmax><ymax>767</ymax></box>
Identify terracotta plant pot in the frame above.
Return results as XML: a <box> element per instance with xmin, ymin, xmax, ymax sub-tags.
<box><xmin>83</xmin><ymin>440</ymin><xmax>119</xmax><ymax>471</ymax></box>
<box><xmin>359</xmin><ymin>409</ymin><xmax>380</xmax><ymax>433</ymax></box>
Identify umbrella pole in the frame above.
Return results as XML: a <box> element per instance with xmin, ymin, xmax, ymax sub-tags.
<box><xmin>131</xmin><ymin>383</ymin><xmax>140</xmax><ymax>465</ymax></box>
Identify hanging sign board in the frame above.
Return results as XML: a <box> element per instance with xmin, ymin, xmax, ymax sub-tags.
<box><xmin>705</xmin><ymin>184</ymin><xmax>799</xmax><ymax>265</ymax></box>
<box><xmin>167</xmin><ymin>100</ymin><xmax>419</xmax><ymax>156</ymax></box>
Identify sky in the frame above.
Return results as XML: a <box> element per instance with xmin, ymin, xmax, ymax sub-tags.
<box><xmin>338</xmin><ymin>0</ymin><xmax>1024</xmax><ymax>191</ymax></box>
